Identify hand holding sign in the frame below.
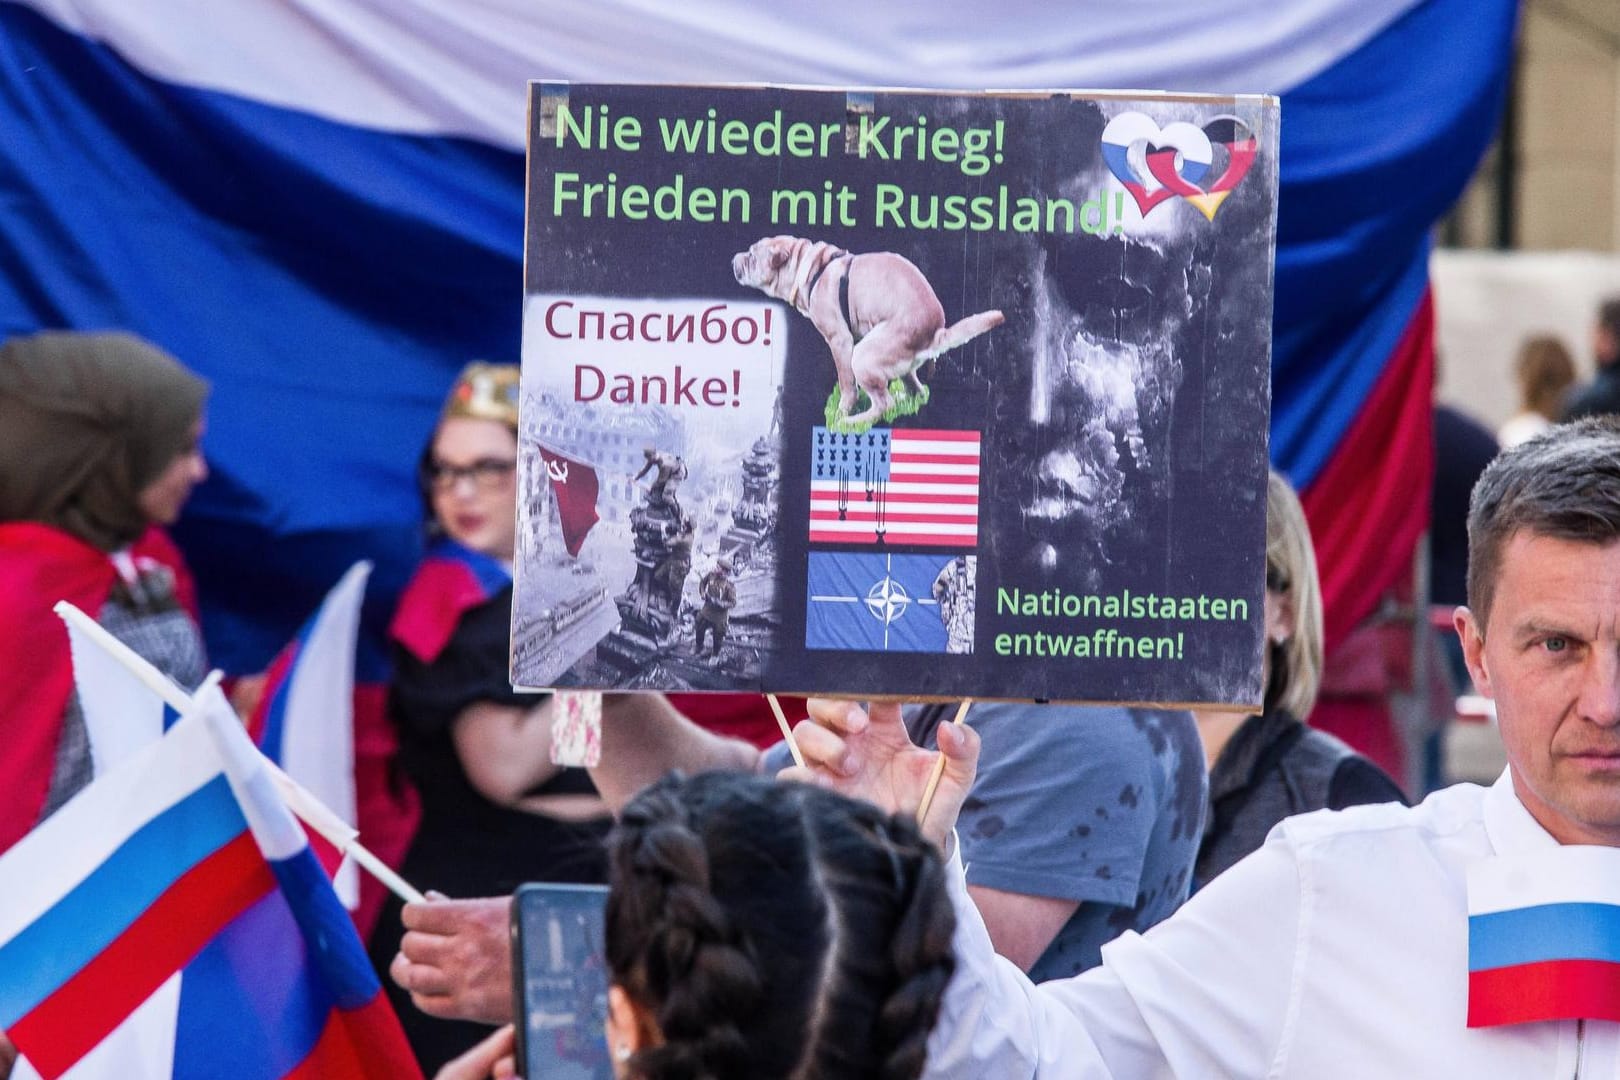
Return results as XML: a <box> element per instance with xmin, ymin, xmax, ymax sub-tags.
<box><xmin>780</xmin><ymin>698</ymin><xmax>979</xmax><ymax>846</ymax></box>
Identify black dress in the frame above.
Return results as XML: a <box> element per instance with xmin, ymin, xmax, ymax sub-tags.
<box><xmin>367</xmin><ymin>584</ymin><xmax>610</xmax><ymax>1073</ymax></box>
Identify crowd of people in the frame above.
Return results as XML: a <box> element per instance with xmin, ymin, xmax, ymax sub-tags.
<box><xmin>426</xmin><ymin>408</ymin><xmax>1620</xmax><ymax>1077</ymax></box>
<box><xmin>4</xmin><ymin>297</ymin><xmax>1620</xmax><ymax>1078</ymax></box>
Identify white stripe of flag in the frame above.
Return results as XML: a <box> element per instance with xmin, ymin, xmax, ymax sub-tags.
<box><xmin>1469</xmin><ymin>846</ymin><xmax>1620</xmax><ymax>917</ymax></box>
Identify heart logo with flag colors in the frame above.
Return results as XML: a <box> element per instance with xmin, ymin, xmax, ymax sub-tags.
<box><xmin>1101</xmin><ymin>113</ymin><xmax>1257</xmax><ymax>222</ymax></box>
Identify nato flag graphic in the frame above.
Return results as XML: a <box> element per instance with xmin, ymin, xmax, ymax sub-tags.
<box><xmin>805</xmin><ymin>552</ymin><xmax>957</xmax><ymax>653</ymax></box>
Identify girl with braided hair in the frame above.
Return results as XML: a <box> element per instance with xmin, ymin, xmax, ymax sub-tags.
<box><xmin>437</xmin><ymin>770</ymin><xmax>956</xmax><ymax>1080</ymax></box>
<box><xmin>605</xmin><ymin>770</ymin><xmax>956</xmax><ymax>1080</ymax></box>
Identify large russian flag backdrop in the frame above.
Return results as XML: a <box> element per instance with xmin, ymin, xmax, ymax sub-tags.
<box><xmin>0</xmin><ymin>0</ymin><xmax>1517</xmax><ymax>667</ymax></box>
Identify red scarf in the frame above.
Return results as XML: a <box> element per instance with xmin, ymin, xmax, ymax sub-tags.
<box><xmin>0</xmin><ymin>522</ymin><xmax>195</xmax><ymax>854</ymax></box>
<box><xmin>389</xmin><ymin>540</ymin><xmax>510</xmax><ymax>664</ymax></box>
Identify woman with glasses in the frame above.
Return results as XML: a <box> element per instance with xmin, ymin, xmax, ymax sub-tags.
<box><xmin>1191</xmin><ymin>470</ymin><xmax>1406</xmax><ymax>889</ymax></box>
<box><xmin>370</xmin><ymin>362</ymin><xmax>611</xmax><ymax>1073</ymax></box>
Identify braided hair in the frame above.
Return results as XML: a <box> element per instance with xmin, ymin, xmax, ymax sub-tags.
<box><xmin>605</xmin><ymin>772</ymin><xmax>956</xmax><ymax>1080</ymax></box>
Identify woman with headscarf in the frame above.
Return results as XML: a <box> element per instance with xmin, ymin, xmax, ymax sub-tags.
<box><xmin>0</xmin><ymin>330</ymin><xmax>209</xmax><ymax>854</ymax></box>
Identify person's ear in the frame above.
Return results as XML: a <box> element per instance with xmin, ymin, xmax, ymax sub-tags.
<box><xmin>605</xmin><ymin>985</ymin><xmax>660</xmax><ymax>1064</ymax></box>
<box><xmin>605</xmin><ymin>985</ymin><xmax>637</xmax><ymax>1063</ymax></box>
<box><xmin>1265</xmin><ymin>588</ymin><xmax>1296</xmax><ymax>646</ymax></box>
<box><xmin>1455</xmin><ymin>607</ymin><xmax>1492</xmax><ymax>697</ymax></box>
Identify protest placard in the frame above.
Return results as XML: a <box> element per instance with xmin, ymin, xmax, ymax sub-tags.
<box><xmin>513</xmin><ymin>83</ymin><xmax>1277</xmax><ymax>708</ymax></box>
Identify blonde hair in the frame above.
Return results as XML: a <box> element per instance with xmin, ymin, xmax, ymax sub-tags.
<box><xmin>1513</xmin><ymin>336</ymin><xmax>1575</xmax><ymax>420</ymax></box>
<box><xmin>1265</xmin><ymin>470</ymin><xmax>1324</xmax><ymax>720</ymax></box>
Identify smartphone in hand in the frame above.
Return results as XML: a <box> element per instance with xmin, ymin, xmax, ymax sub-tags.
<box><xmin>510</xmin><ymin>883</ymin><xmax>613</xmax><ymax>1079</ymax></box>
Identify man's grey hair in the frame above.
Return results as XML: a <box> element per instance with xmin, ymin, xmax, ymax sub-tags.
<box><xmin>1466</xmin><ymin>417</ymin><xmax>1620</xmax><ymax>626</ymax></box>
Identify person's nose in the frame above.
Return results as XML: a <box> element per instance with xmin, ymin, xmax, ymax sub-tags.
<box><xmin>1579</xmin><ymin>646</ymin><xmax>1620</xmax><ymax>728</ymax></box>
<box><xmin>190</xmin><ymin>451</ymin><xmax>209</xmax><ymax>484</ymax></box>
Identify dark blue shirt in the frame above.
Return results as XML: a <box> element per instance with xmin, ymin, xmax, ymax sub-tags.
<box><xmin>952</xmin><ymin>704</ymin><xmax>1206</xmax><ymax>980</ymax></box>
<box><xmin>766</xmin><ymin>704</ymin><xmax>1207</xmax><ymax>979</ymax></box>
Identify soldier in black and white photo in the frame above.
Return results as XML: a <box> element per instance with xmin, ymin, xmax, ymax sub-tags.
<box><xmin>634</xmin><ymin>447</ymin><xmax>687</xmax><ymax>515</ymax></box>
<box><xmin>650</xmin><ymin>518</ymin><xmax>695</xmax><ymax>623</ymax></box>
<box><xmin>693</xmin><ymin>556</ymin><xmax>736</xmax><ymax>660</ymax></box>
<box><xmin>931</xmin><ymin>554</ymin><xmax>976</xmax><ymax>654</ymax></box>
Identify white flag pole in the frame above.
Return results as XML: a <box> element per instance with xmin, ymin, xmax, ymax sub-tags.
<box><xmin>55</xmin><ymin>600</ymin><xmax>192</xmax><ymax>707</ymax></box>
<box><xmin>53</xmin><ymin>601</ymin><xmax>425</xmax><ymax>904</ymax></box>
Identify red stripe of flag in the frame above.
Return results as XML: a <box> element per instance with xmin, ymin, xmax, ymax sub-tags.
<box><xmin>809</xmin><ymin>511</ymin><xmax>979</xmax><ymax>525</ymax></box>
<box><xmin>1301</xmin><ymin>291</ymin><xmax>1432</xmax><ymax>655</ymax></box>
<box><xmin>898</xmin><ymin>430</ymin><xmax>981</xmax><ymax>442</ymax></box>
<box><xmin>889</xmin><ymin>453</ymin><xmax>981</xmax><ymax>466</ymax></box>
<box><xmin>10</xmin><ymin>833</ymin><xmax>274</xmax><ymax>1078</ymax></box>
<box><xmin>245</xmin><ymin>642</ymin><xmax>298</xmax><ymax>746</ymax></box>
<box><xmin>283</xmin><ymin>996</ymin><xmax>423</xmax><ymax>1080</ymax></box>
<box><xmin>1469</xmin><ymin>960</ymin><xmax>1620</xmax><ymax>1027</ymax></box>
<box><xmin>309</xmin><ymin>829</ymin><xmax>346</xmax><ymax>881</ymax></box>
<box><xmin>808</xmin><ymin>530</ymin><xmax>967</xmax><ymax>546</ymax></box>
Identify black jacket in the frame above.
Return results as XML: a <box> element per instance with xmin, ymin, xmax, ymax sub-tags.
<box><xmin>1563</xmin><ymin>365</ymin><xmax>1620</xmax><ymax>422</ymax></box>
<box><xmin>1196</xmin><ymin>709</ymin><xmax>1407</xmax><ymax>889</ymax></box>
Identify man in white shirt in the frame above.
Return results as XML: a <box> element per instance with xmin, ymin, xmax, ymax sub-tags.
<box><xmin>788</xmin><ymin>417</ymin><xmax>1620</xmax><ymax>1078</ymax></box>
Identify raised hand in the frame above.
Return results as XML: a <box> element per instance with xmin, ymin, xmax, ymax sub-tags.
<box><xmin>778</xmin><ymin>698</ymin><xmax>979</xmax><ymax>846</ymax></box>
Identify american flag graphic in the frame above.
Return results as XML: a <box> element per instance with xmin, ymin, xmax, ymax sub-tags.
<box><xmin>808</xmin><ymin>427</ymin><xmax>980</xmax><ymax>547</ymax></box>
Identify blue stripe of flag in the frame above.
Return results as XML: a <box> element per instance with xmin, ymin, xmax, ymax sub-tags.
<box><xmin>258</xmin><ymin>623</ymin><xmax>314</xmax><ymax>766</ymax></box>
<box><xmin>0</xmin><ymin>775</ymin><xmax>246</xmax><ymax>1027</ymax></box>
<box><xmin>1270</xmin><ymin>0</ymin><xmax>1515</xmax><ymax>489</ymax></box>
<box><xmin>1271</xmin><ymin>243</ymin><xmax>1429</xmax><ymax>490</ymax></box>
<box><xmin>257</xmin><ymin>670</ymin><xmax>292</xmax><ymax>765</ymax></box>
<box><xmin>1469</xmin><ymin>903</ymin><xmax>1620</xmax><ymax>972</ymax></box>
<box><xmin>268</xmin><ymin>844</ymin><xmax>383</xmax><ymax>1010</ymax></box>
<box><xmin>173</xmin><ymin>873</ymin><xmax>336</xmax><ymax>1080</ymax></box>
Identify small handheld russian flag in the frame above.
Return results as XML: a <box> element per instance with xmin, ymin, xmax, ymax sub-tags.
<box><xmin>1468</xmin><ymin>846</ymin><xmax>1620</xmax><ymax>1027</ymax></box>
<box><xmin>248</xmin><ymin>561</ymin><xmax>372</xmax><ymax>907</ymax></box>
<box><xmin>0</xmin><ymin>688</ymin><xmax>421</xmax><ymax>1079</ymax></box>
